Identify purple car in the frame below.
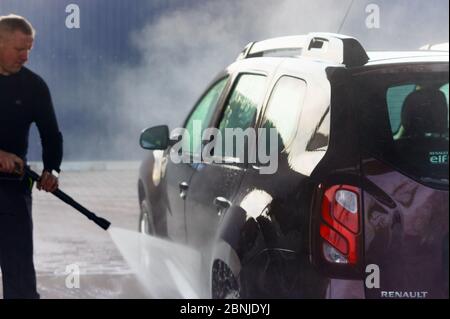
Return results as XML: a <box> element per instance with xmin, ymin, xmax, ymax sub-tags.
<box><xmin>138</xmin><ymin>33</ymin><xmax>449</xmax><ymax>298</ymax></box>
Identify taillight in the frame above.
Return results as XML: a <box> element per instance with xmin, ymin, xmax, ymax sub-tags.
<box><xmin>319</xmin><ymin>185</ymin><xmax>360</xmax><ymax>265</ymax></box>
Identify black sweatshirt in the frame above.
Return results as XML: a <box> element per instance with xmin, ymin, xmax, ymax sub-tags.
<box><xmin>0</xmin><ymin>67</ymin><xmax>63</xmax><ymax>172</ymax></box>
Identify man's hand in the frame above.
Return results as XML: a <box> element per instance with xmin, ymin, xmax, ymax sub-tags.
<box><xmin>37</xmin><ymin>170</ymin><xmax>58</xmax><ymax>192</ymax></box>
<box><xmin>0</xmin><ymin>149</ymin><xmax>24</xmax><ymax>174</ymax></box>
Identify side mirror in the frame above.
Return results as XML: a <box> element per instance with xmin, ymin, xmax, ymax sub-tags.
<box><xmin>140</xmin><ymin>125</ymin><xmax>170</xmax><ymax>150</ymax></box>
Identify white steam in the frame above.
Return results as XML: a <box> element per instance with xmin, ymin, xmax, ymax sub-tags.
<box><xmin>112</xmin><ymin>0</ymin><xmax>448</xmax><ymax>155</ymax></box>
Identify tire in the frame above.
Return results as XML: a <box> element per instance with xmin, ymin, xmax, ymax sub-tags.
<box><xmin>211</xmin><ymin>259</ymin><xmax>241</xmax><ymax>299</ymax></box>
<box><xmin>139</xmin><ymin>199</ymin><xmax>155</xmax><ymax>235</ymax></box>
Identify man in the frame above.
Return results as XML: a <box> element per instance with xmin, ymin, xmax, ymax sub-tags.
<box><xmin>0</xmin><ymin>14</ymin><xmax>63</xmax><ymax>299</ymax></box>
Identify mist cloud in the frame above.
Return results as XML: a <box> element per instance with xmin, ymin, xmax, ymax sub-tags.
<box><xmin>2</xmin><ymin>0</ymin><xmax>448</xmax><ymax>161</ymax></box>
<box><xmin>111</xmin><ymin>0</ymin><xmax>448</xmax><ymax>161</ymax></box>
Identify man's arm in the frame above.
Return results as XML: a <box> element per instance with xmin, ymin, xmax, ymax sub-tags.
<box><xmin>33</xmin><ymin>77</ymin><xmax>63</xmax><ymax>192</ymax></box>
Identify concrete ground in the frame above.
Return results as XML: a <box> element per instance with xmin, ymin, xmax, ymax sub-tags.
<box><xmin>0</xmin><ymin>168</ymin><xmax>151</xmax><ymax>299</ymax></box>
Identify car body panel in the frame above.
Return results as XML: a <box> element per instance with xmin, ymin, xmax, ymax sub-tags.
<box><xmin>163</xmin><ymin>157</ymin><xmax>194</xmax><ymax>241</ymax></box>
<box><xmin>138</xmin><ymin>46</ymin><xmax>449</xmax><ymax>298</ymax></box>
<box><xmin>362</xmin><ymin>158</ymin><xmax>449</xmax><ymax>298</ymax></box>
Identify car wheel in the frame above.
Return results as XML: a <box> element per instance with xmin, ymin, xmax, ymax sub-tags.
<box><xmin>211</xmin><ymin>259</ymin><xmax>241</xmax><ymax>299</ymax></box>
<box><xmin>139</xmin><ymin>199</ymin><xmax>155</xmax><ymax>235</ymax></box>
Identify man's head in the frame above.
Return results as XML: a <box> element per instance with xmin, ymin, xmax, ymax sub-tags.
<box><xmin>0</xmin><ymin>14</ymin><xmax>35</xmax><ymax>75</ymax></box>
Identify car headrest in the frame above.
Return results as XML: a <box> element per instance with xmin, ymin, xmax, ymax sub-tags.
<box><xmin>401</xmin><ymin>88</ymin><xmax>448</xmax><ymax>137</ymax></box>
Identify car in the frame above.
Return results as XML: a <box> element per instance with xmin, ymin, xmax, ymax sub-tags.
<box><xmin>137</xmin><ymin>33</ymin><xmax>449</xmax><ymax>299</ymax></box>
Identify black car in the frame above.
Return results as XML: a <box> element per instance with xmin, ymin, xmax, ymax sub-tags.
<box><xmin>138</xmin><ymin>33</ymin><xmax>449</xmax><ymax>298</ymax></box>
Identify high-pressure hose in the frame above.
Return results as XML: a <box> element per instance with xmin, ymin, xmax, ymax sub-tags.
<box><xmin>24</xmin><ymin>166</ymin><xmax>111</xmax><ymax>231</ymax></box>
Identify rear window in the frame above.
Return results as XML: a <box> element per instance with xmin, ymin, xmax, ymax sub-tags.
<box><xmin>356</xmin><ymin>64</ymin><xmax>449</xmax><ymax>188</ymax></box>
<box><xmin>387</xmin><ymin>83</ymin><xmax>449</xmax><ymax>135</ymax></box>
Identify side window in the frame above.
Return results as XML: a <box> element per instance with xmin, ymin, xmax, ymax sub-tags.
<box><xmin>261</xmin><ymin>76</ymin><xmax>306</xmax><ymax>153</ymax></box>
<box><xmin>306</xmin><ymin>107</ymin><xmax>330</xmax><ymax>152</ymax></box>
<box><xmin>216</xmin><ymin>74</ymin><xmax>267</xmax><ymax>159</ymax></box>
<box><xmin>183</xmin><ymin>77</ymin><xmax>228</xmax><ymax>154</ymax></box>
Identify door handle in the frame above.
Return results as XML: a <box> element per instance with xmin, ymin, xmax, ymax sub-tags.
<box><xmin>179</xmin><ymin>182</ymin><xmax>189</xmax><ymax>200</ymax></box>
<box><xmin>213</xmin><ymin>196</ymin><xmax>231</xmax><ymax>216</ymax></box>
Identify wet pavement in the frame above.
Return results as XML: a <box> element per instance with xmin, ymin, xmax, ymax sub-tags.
<box><xmin>0</xmin><ymin>168</ymin><xmax>151</xmax><ymax>299</ymax></box>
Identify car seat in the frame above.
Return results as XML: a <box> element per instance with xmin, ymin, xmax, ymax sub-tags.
<box><xmin>401</xmin><ymin>88</ymin><xmax>448</xmax><ymax>138</ymax></box>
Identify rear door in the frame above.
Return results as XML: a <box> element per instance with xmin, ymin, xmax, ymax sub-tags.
<box><xmin>356</xmin><ymin>63</ymin><xmax>449</xmax><ymax>298</ymax></box>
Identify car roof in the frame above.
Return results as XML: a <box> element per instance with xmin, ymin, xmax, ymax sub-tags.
<box><xmin>227</xmin><ymin>35</ymin><xmax>449</xmax><ymax>77</ymax></box>
<box><xmin>233</xmin><ymin>33</ymin><xmax>449</xmax><ymax>70</ymax></box>
<box><xmin>366</xmin><ymin>51</ymin><xmax>449</xmax><ymax>66</ymax></box>
<box><xmin>229</xmin><ymin>52</ymin><xmax>448</xmax><ymax>76</ymax></box>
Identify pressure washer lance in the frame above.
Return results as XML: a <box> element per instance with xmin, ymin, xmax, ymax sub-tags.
<box><xmin>23</xmin><ymin>166</ymin><xmax>111</xmax><ymax>231</ymax></box>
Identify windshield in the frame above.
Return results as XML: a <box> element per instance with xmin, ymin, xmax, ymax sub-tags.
<box><xmin>355</xmin><ymin>63</ymin><xmax>449</xmax><ymax>189</ymax></box>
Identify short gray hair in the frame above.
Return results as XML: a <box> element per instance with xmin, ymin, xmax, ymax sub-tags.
<box><xmin>0</xmin><ymin>14</ymin><xmax>35</xmax><ymax>38</ymax></box>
